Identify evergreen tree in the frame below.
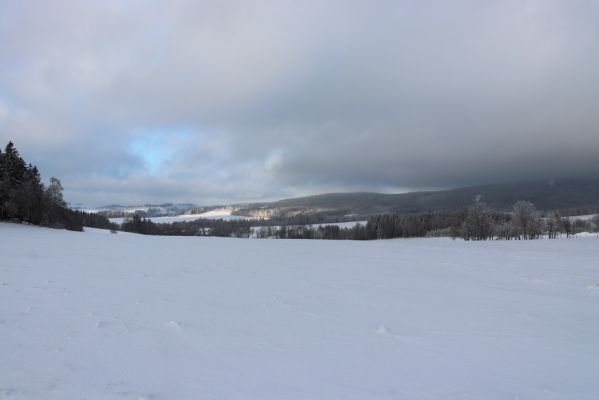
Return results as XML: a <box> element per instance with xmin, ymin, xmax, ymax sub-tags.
<box><xmin>0</xmin><ymin>141</ymin><xmax>108</xmax><ymax>231</ymax></box>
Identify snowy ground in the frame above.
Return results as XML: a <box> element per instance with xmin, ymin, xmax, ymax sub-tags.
<box><xmin>568</xmin><ymin>214</ymin><xmax>598</xmax><ymax>221</ymax></box>
<box><xmin>109</xmin><ymin>209</ymin><xmax>252</xmax><ymax>224</ymax></box>
<box><xmin>308</xmin><ymin>220</ymin><xmax>367</xmax><ymax>229</ymax></box>
<box><xmin>1</xmin><ymin>223</ymin><xmax>598</xmax><ymax>399</ymax></box>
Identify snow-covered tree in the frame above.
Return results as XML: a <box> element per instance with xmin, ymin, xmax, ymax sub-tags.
<box><xmin>511</xmin><ymin>201</ymin><xmax>542</xmax><ymax>240</ymax></box>
<box><xmin>463</xmin><ymin>203</ymin><xmax>494</xmax><ymax>241</ymax></box>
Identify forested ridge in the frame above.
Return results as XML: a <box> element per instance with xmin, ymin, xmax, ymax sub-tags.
<box><xmin>234</xmin><ymin>179</ymin><xmax>599</xmax><ymax>218</ymax></box>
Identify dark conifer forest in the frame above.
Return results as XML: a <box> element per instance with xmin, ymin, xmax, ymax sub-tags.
<box><xmin>0</xmin><ymin>142</ymin><xmax>117</xmax><ymax>231</ymax></box>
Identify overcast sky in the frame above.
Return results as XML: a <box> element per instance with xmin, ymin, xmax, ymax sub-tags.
<box><xmin>1</xmin><ymin>0</ymin><xmax>598</xmax><ymax>206</ymax></box>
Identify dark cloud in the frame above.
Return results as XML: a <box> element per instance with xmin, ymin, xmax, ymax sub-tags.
<box><xmin>0</xmin><ymin>0</ymin><xmax>598</xmax><ymax>205</ymax></box>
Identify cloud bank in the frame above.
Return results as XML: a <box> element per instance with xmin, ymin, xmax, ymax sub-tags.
<box><xmin>1</xmin><ymin>0</ymin><xmax>598</xmax><ymax>205</ymax></box>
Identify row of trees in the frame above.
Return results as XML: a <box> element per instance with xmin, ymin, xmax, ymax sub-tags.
<box><xmin>116</xmin><ymin>211</ymin><xmax>472</xmax><ymax>240</ymax></box>
<box><xmin>121</xmin><ymin>214</ymin><xmax>254</xmax><ymax>237</ymax></box>
<box><xmin>461</xmin><ymin>201</ymin><xmax>599</xmax><ymax>241</ymax></box>
<box><xmin>0</xmin><ymin>142</ymin><xmax>116</xmax><ymax>231</ymax></box>
<box><xmin>461</xmin><ymin>201</ymin><xmax>542</xmax><ymax>241</ymax></box>
<box><xmin>119</xmin><ymin>200</ymin><xmax>599</xmax><ymax>241</ymax></box>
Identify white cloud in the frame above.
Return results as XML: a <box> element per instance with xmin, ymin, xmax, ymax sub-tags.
<box><xmin>0</xmin><ymin>102</ymin><xmax>8</xmax><ymax>123</ymax></box>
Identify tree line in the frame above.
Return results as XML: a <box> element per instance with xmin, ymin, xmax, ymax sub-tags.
<box><xmin>459</xmin><ymin>201</ymin><xmax>599</xmax><ymax>240</ymax></box>
<box><xmin>364</xmin><ymin>201</ymin><xmax>598</xmax><ymax>241</ymax></box>
<box><xmin>0</xmin><ymin>142</ymin><xmax>117</xmax><ymax>231</ymax></box>
<box><xmin>120</xmin><ymin>200</ymin><xmax>599</xmax><ymax>241</ymax></box>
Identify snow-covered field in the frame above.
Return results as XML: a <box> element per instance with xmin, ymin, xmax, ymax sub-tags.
<box><xmin>109</xmin><ymin>209</ymin><xmax>252</xmax><ymax>224</ymax></box>
<box><xmin>1</xmin><ymin>223</ymin><xmax>598</xmax><ymax>399</ymax></box>
<box><xmin>568</xmin><ymin>214</ymin><xmax>598</xmax><ymax>221</ymax></box>
<box><xmin>308</xmin><ymin>220</ymin><xmax>367</xmax><ymax>229</ymax></box>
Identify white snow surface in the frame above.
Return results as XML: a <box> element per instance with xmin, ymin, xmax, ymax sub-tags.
<box><xmin>568</xmin><ymin>214</ymin><xmax>598</xmax><ymax>221</ymax></box>
<box><xmin>308</xmin><ymin>220</ymin><xmax>367</xmax><ymax>229</ymax></box>
<box><xmin>1</xmin><ymin>223</ymin><xmax>598</xmax><ymax>399</ymax></box>
<box><xmin>109</xmin><ymin>209</ymin><xmax>252</xmax><ymax>224</ymax></box>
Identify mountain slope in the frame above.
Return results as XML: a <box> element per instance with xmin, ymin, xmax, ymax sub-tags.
<box><xmin>237</xmin><ymin>178</ymin><xmax>599</xmax><ymax>216</ymax></box>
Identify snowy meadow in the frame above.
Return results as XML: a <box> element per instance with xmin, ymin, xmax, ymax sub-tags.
<box><xmin>1</xmin><ymin>223</ymin><xmax>598</xmax><ymax>399</ymax></box>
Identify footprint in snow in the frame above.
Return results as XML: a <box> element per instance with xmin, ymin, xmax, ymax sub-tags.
<box><xmin>376</xmin><ymin>325</ymin><xmax>405</xmax><ymax>341</ymax></box>
<box><xmin>586</xmin><ymin>284</ymin><xmax>599</xmax><ymax>292</ymax></box>
<box><xmin>95</xmin><ymin>320</ymin><xmax>110</xmax><ymax>329</ymax></box>
<box><xmin>165</xmin><ymin>320</ymin><xmax>183</xmax><ymax>331</ymax></box>
<box><xmin>376</xmin><ymin>325</ymin><xmax>389</xmax><ymax>335</ymax></box>
<box><xmin>137</xmin><ymin>395</ymin><xmax>156</xmax><ymax>400</ymax></box>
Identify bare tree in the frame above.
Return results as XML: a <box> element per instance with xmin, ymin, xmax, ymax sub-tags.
<box><xmin>572</xmin><ymin>219</ymin><xmax>591</xmax><ymax>235</ymax></box>
<box><xmin>511</xmin><ymin>201</ymin><xmax>542</xmax><ymax>239</ymax></box>
<box><xmin>592</xmin><ymin>215</ymin><xmax>599</xmax><ymax>237</ymax></box>
<box><xmin>46</xmin><ymin>177</ymin><xmax>66</xmax><ymax>207</ymax></box>
<box><xmin>560</xmin><ymin>217</ymin><xmax>573</xmax><ymax>238</ymax></box>
<box><xmin>463</xmin><ymin>203</ymin><xmax>494</xmax><ymax>241</ymax></box>
<box><xmin>547</xmin><ymin>211</ymin><xmax>563</xmax><ymax>239</ymax></box>
<box><xmin>494</xmin><ymin>221</ymin><xmax>515</xmax><ymax>240</ymax></box>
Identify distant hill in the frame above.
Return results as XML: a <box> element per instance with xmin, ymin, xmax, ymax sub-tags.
<box><xmin>85</xmin><ymin>178</ymin><xmax>599</xmax><ymax>220</ymax></box>
<box><xmin>234</xmin><ymin>178</ymin><xmax>599</xmax><ymax>217</ymax></box>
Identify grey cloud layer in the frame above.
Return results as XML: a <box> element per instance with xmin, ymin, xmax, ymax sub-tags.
<box><xmin>1</xmin><ymin>0</ymin><xmax>598</xmax><ymax>205</ymax></box>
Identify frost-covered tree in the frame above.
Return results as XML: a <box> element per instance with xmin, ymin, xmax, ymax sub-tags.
<box><xmin>572</xmin><ymin>219</ymin><xmax>591</xmax><ymax>235</ymax></box>
<box><xmin>547</xmin><ymin>211</ymin><xmax>563</xmax><ymax>239</ymax></box>
<box><xmin>494</xmin><ymin>221</ymin><xmax>515</xmax><ymax>240</ymax></box>
<box><xmin>560</xmin><ymin>217</ymin><xmax>573</xmax><ymax>238</ymax></box>
<box><xmin>511</xmin><ymin>201</ymin><xmax>542</xmax><ymax>240</ymax></box>
<box><xmin>46</xmin><ymin>177</ymin><xmax>66</xmax><ymax>207</ymax></box>
<box><xmin>592</xmin><ymin>215</ymin><xmax>599</xmax><ymax>234</ymax></box>
<box><xmin>462</xmin><ymin>203</ymin><xmax>494</xmax><ymax>241</ymax></box>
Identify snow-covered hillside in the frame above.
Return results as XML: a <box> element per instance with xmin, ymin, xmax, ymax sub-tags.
<box><xmin>1</xmin><ymin>223</ymin><xmax>598</xmax><ymax>399</ymax></box>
